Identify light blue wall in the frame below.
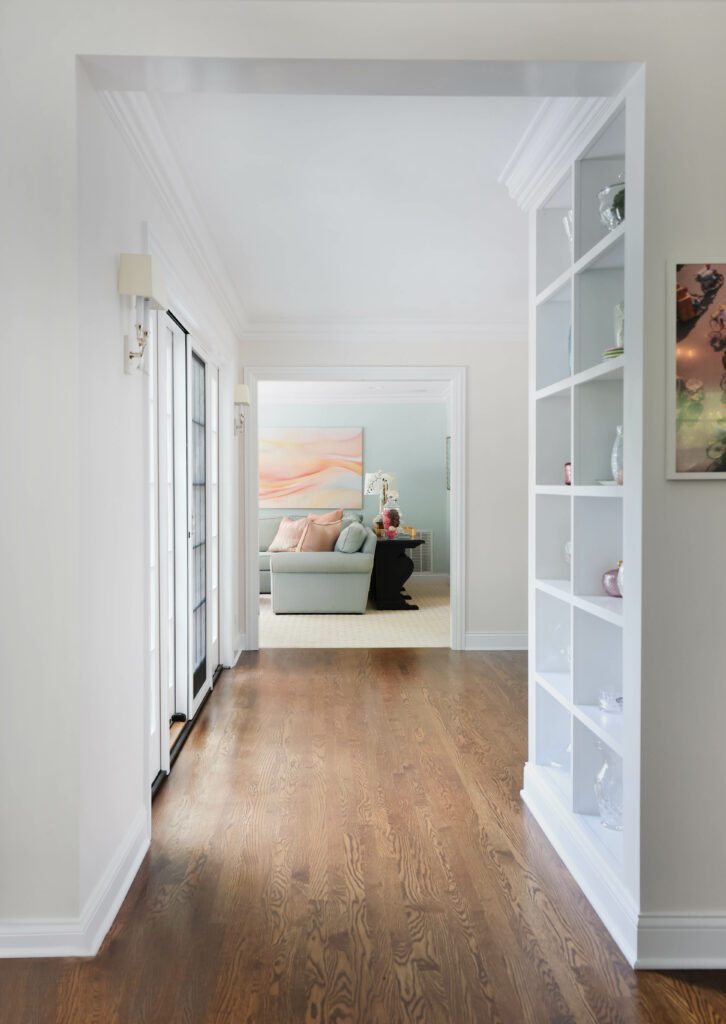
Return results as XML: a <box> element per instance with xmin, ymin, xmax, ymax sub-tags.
<box><xmin>258</xmin><ymin>401</ymin><xmax>450</xmax><ymax>573</ymax></box>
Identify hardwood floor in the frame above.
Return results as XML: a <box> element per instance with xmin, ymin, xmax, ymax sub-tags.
<box><xmin>3</xmin><ymin>649</ymin><xmax>726</xmax><ymax>1023</ymax></box>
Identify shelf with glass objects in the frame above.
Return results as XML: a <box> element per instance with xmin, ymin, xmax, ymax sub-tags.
<box><xmin>529</xmin><ymin>100</ymin><xmax>628</xmax><ymax>872</ymax></box>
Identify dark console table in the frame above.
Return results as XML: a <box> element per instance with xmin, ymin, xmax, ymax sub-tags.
<box><xmin>370</xmin><ymin>537</ymin><xmax>425</xmax><ymax>610</ymax></box>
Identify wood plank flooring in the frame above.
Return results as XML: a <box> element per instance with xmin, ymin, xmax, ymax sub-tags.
<box><xmin>3</xmin><ymin>649</ymin><xmax>726</xmax><ymax>1023</ymax></box>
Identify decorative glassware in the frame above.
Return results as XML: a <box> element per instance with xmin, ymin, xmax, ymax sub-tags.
<box><xmin>598</xmin><ymin>690</ymin><xmax>623</xmax><ymax>713</ymax></box>
<box><xmin>550</xmin><ymin>740</ymin><xmax>572</xmax><ymax>772</ymax></box>
<box><xmin>564</xmin><ymin>540</ymin><xmax>572</xmax><ymax>568</ymax></box>
<box><xmin>602</xmin><ymin>567</ymin><xmax>622</xmax><ymax>598</ymax></box>
<box><xmin>382</xmin><ymin>498</ymin><xmax>401</xmax><ymax>538</ymax></box>
<box><xmin>598</xmin><ymin>175</ymin><xmax>625</xmax><ymax>231</ymax></box>
<box><xmin>614</xmin><ymin>302</ymin><xmax>625</xmax><ymax>348</ymax></box>
<box><xmin>594</xmin><ymin>744</ymin><xmax>623</xmax><ymax>831</ymax></box>
<box><xmin>611</xmin><ymin>425</ymin><xmax>624</xmax><ymax>484</ymax></box>
<box><xmin>564</xmin><ymin>461</ymin><xmax>572</xmax><ymax>486</ymax></box>
<box><xmin>562</xmin><ymin>209</ymin><xmax>574</xmax><ymax>259</ymax></box>
<box><xmin>616</xmin><ymin>560</ymin><xmax>624</xmax><ymax>597</ymax></box>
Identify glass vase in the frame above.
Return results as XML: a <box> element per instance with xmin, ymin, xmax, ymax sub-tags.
<box><xmin>611</xmin><ymin>425</ymin><xmax>624</xmax><ymax>484</ymax></box>
<box><xmin>594</xmin><ymin>744</ymin><xmax>623</xmax><ymax>831</ymax></box>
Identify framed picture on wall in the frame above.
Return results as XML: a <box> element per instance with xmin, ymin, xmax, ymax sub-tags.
<box><xmin>669</xmin><ymin>261</ymin><xmax>726</xmax><ymax>477</ymax></box>
<box><xmin>259</xmin><ymin>426</ymin><xmax>363</xmax><ymax>508</ymax></box>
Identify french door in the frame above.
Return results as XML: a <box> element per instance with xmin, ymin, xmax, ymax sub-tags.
<box><xmin>148</xmin><ymin>314</ymin><xmax>220</xmax><ymax>785</ymax></box>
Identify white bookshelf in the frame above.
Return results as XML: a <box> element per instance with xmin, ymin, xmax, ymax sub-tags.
<box><xmin>523</xmin><ymin>94</ymin><xmax>643</xmax><ymax>961</ymax></box>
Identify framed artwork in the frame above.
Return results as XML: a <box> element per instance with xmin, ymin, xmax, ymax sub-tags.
<box><xmin>669</xmin><ymin>261</ymin><xmax>726</xmax><ymax>478</ymax></box>
<box><xmin>446</xmin><ymin>436</ymin><xmax>452</xmax><ymax>491</ymax></box>
<box><xmin>259</xmin><ymin>426</ymin><xmax>363</xmax><ymax>508</ymax></box>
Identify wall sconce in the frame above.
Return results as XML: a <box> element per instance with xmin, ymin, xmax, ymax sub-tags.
<box><xmin>234</xmin><ymin>383</ymin><xmax>250</xmax><ymax>435</ymax></box>
<box><xmin>117</xmin><ymin>253</ymin><xmax>169</xmax><ymax>373</ymax></box>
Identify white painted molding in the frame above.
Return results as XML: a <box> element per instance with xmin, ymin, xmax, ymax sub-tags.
<box><xmin>636</xmin><ymin>914</ymin><xmax>726</xmax><ymax>969</ymax></box>
<box><xmin>99</xmin><ymin>90</ymin><xmax>247</xmax><ymax>341</ymax></box>
<box><xmin>241</xmin><ymin>321</ymin><xmax>525</xmax><ymax>346</ymax></box>
<box><xmin>499</xmin><ymin>97</ymin><xmax>619</xmax><ymax>212</ymax></box>
<box><xmin>0</xmin><ymin>808</ymin><xmax>149</xmax><ymax>958</ymax></box>
<box><xmin>522</xmin><ymin>766</ymin><xmax>639</xmax><ymax>968</ymax></box>
<box><xmin>465</xmin><ymin>632</ymin><xmax>527</xmax><ymax>651</ymax></box>
<box><xmin>243</xmin><ymin>365</ymin><xmax>466</xmax><ymax>652</ymax></box>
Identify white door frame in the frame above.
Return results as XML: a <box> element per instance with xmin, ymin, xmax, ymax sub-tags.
<box><xmin>188</xmin><ymin>336</ymin><xmax>221</xmax><ymax>720</ymax></box>
<box><xmin>242</xmin><ymin>365</ymin><xmax>466</xmax><ymax>651</ymax></box>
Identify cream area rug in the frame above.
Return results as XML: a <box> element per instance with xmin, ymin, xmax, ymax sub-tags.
<box><xmin>259</xmin><ymin>577</ymin><xmax>450</xmax><ymax>649</ymax></box>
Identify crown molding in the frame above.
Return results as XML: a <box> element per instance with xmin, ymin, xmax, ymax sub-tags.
<box><xmin>240</xmin><ymin>321</ymin><xmax>526</xmax><ymax>345</ymax></box>
<box><xmin>99</xmin><ymin>90</ymin><xmax>247</xmax><ymax>341</ymax></box>
<box><xmin>499</xmin><ymin>96</ymin><xmax>619</xmax><ymax>212</ymax></box>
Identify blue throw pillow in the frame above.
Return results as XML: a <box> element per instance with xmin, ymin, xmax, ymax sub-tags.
<box><xmin>335</xmin><ymin>521</ymin><xmax>367</xmax><ymax>553</ymax></box>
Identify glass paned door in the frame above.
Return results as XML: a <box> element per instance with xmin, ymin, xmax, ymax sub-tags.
<box><xmin>191</xmin><ymin>352</ymin><xmax>207</xmax><ymax>700</ymax></box>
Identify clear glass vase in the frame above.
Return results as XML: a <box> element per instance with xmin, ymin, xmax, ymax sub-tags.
<box><xmin>594</xmin><ymin>744</ymin><xmax>623</xmax><ymax>831</ymax></box>
<box><xmin>611</xmin><ymin>425</ymin><xmax>624</xmax><ymax>484</ymax></box>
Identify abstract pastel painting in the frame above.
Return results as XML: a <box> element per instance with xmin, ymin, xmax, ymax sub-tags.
<box><xmin>259</xmin><ymin>427</ymin><xmax>363</xmax><ymax>508</ymax></box>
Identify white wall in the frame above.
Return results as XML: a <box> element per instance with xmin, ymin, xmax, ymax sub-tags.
<box><xmin>243</xmin><ymin>335</ymin><xmax>528</xmax><ymax>637</ymax></box>
<box><xmin>4</xmin><ymin>0</ymin><xmax>726</xmax><ymax>955</ymax></box>
<box><xmin>75</xmin><ymin>68</ymin><xmax>242</xmax><ymax>914</ymax></box>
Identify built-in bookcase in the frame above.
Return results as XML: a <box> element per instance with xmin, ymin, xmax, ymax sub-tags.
<box><xmin>524</xmin><ymin>94</ymin><xmax>643</xmax><ymax>959</ymax></box>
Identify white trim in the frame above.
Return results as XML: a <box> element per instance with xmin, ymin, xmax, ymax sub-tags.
<box><xmin>99</xmin><ymin>90</ymin><xmax>247</xmax><ymax>340</ymax></box>
<box><xmin>234</xmin><ymin>633</ymin><xmax>247</xmax><ymax>658</ymax></box>
<box><xmin>241</xmin><ymin>322</ymin><xmax>524</xmax><ymax>345</ymax></box>
<box><xmin>243</xmin><ymin>365</ymin><xmax>466</xmax><ymax>652</ymax></box>
<box><xmin>0</xmin><ymin>808</ymin><xmax>149</xmax><ymax>958</ymax></box>
<box><xmin>258</xmin><ymin>393</ymin><xmax>451</xmax><ymax>407</ymax></box>
<box><xmin>636</xmin><ymin>914</ymin><xmax>726</xmax><ymax>969</ymax></box>
<box><xmin>522</xmin><ymin>765</ymin><xmax>639</xmax><ymax>968</ymax></box>
<box><xmin>499</xmin><ymin>97</ymin><xmax>620</xmax><ymax>212</ymax></box>
<box><xmin>465</xmin><ymin>631</ymin><xmax>527</xmax><ymax>651</ymax></box>
<box><xmin>666</xmin><ymin>258</ymin><xmax>726</xmax><ymax>479</ymax></box>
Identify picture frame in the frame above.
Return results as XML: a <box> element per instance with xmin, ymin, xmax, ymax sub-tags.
<box><xmin>259</xmin><ymin>426</ymin><xmax>364</xmax><ymax>508</ymax></box>
<box><xmin>667</xmin><ymin>260</ymin><xmax>726</xmax><ymax>478</ymax></box>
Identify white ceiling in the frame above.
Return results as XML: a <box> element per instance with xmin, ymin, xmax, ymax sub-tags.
<box><xmin>156</xmin><ymin>93</ymin><xmax>541</xmax><ymax>328</ymax></box>
<box><xmin>258</xmin><ymin>379</ymin><xmax>450</xmax><ymax>404</ymax></box>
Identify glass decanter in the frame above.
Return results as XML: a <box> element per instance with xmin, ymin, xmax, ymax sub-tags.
<box><xmin>594</xmin><ymin>744</ymin><xmax>623</xmax><ymax>831</ymax></box>
<box><xmin>611</xmin><ymin>425</ymin><xmax>624</xmax><ymax>485</ymax></box>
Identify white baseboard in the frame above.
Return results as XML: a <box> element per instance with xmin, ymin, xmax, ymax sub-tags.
<box><xmin>522</xmin><ymin>764</ymin><xmax>638</xmax><ymax>967</ymax></box>
<box><xmin>635</xmin><ymin>914</ymin><xmax>726</xmax><ymax>968</ymax></box>
<box><xmin>465</xmin><ymin>631</ymin><xmax>528</xmax><ymax>651</ymax></box>
<box><xmin>0</xmin><ymin>806</ymin><xmax>149</xmax><ymax>958</ymax></box>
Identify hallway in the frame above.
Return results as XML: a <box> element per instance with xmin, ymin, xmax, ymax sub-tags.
<box><xmin>3</xmin><ymin>650</ymin><xmax>723</xmax><ymax>1023</ymax></box>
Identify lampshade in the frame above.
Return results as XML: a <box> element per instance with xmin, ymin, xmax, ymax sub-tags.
<box><xmin>364</xmin><ymin>472</ymin><xmax>382</xmax><ymax>495</ymax></box>
<box><xmin>117</xmin><ymin>253</ymin><xmax>168</xmax><ymax>311</ymax></box>
<box><xmin>234</xmin><ymin>384</ymin><xmax>250</xmax><ymax>406</ymax></box>
<box><xmin>364</xmin><ymin>471</ymin><xmax>395</xmax><ymax>495</ymax></box>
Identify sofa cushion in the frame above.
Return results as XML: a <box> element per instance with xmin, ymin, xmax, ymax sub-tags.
<box><xmin>259</xmin><ymin>552</ymin><xmax>271</xmax><ymax>572</ymax></box>
<box><xmin>268</xmin><ymin>515</ymin><xmax>308</xmax><ymax>552</ymax></box>
<box><xmin>309</xmin><ymin>508</ymin><xmax>343</xmax><ymax>524</ymax></box>
<box><xmin>335</xmin><ymin>521</ymin><xmax>368</xmax><ymax>554</ymax></box>
<box><xmin>259</xmin><ymin>516</ymin><xmax>284</xmax><ymax>551</ymax></box>
<box><xmin>271</xmin><ymin>551</ymin><xmax>374</xmax><ymax>574</ymax></box>
<box><xmin>297</xmin><ymin>518</ymin><xmax>343</xmax><ymax>552</ymax></box>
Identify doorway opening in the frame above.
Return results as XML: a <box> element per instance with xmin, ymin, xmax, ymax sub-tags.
<box><xmin>243</xmin><ymin>366</ymin><xmax>466</xmax><ymax>651</ymax></box>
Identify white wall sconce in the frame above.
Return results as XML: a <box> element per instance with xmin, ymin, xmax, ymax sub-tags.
<box><xmin>117</xmin><ymin>253</ymin><xmax>169</xmax><ymax>373</ymax></box>
<box><xmin>234</xmin><ymin>383</ymin><xmax>251</xmax><ymax>434</ymax></box>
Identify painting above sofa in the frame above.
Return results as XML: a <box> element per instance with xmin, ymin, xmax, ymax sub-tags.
<box><xmin>259</xmin><ymin>426</ymin><xmax>363</xmax><ymax>509</ymax></box>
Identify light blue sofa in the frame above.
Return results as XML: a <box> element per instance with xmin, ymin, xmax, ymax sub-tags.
<box><xmin>258</xmin><ymin>512</ymin><xmax>376</xmax><ymax>614</ymax></box>
<box><xmin>258</xmin><ymin>512</ymin><xmax>364</xmax><ymax>594</ymax></box>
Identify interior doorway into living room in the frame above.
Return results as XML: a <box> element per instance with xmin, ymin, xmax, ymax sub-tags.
<box><xmin>244</xmin><ymin>368</ymin><xmax>466</xmax><ymax>650</ymax></box>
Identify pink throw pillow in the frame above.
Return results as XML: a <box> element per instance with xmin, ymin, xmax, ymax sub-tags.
<box><xmin>268</xmin><ymin>516</ymin><xmax>308</xmax><ymax>552</ymax></box>
<box><xmin>297</xmin><ymin>518</ymin><xmax>343</xmax><ymax>552</ymax></box>
<box><xmin>309</xmin><ymin>508</ymin><xmax>344</xmax><ymax>525</ymax></box>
